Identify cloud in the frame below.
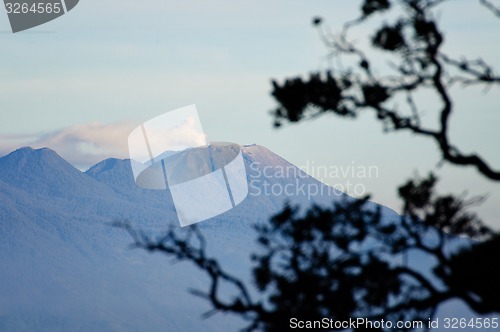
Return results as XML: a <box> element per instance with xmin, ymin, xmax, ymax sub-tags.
<box><xmin>145</xmin><ymin>116</ymin><xmax>207</xmax><ymax>157</ymax></box>
<box><xmin>0</xmin><ymin>121</ymin><xmax>138</xmax><ymax>170</ymax></box>
<box><xmin>128</xmin><ymin>105</ymin><xmax>208</xmax><ymax>164</ymax></box>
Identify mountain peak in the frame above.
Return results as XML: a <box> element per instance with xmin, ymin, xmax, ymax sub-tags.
<box><xmin>0</xmin><ymin>146</ymin><xmax>109</xmax><ymax>199</ymax></box>
<box><xmin>4</xmin><ymin>146</ymin><xmax>58</xmax><ymax>158</ymax></box>
<box><xmin>0</xmin><ymin>146</ymin><xmax>67</xmax><ymax>168</ymax></box>
<box><xmin>12</xmin><ymin>146</ymin><xmax>34</xmax><ymax>152</ymax></box>
<box><xmin>86</xmin><ymin>157</ymin><xmax>129</xmax><ymax>174</ymax></box>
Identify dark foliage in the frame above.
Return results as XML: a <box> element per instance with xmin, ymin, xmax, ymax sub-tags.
<box><xmin>118</xmin><ymin>175</ymin><xmax>498</xmax><ymax>332</ymax></box>
<box><xmin>362</xmin><ymin>0</ymin><xmax>391</xmax><ymax>17</ymax></box>
<box><xmin>447</xmin><ymin>235</ymin><xmax>500</xmax><ymax>314</ymax></box>
<box><xmin>271</xmin><ymin>73</ymin><xmax>352</xmax><ymax>127</ymax></box>
<box><xmin>119</xmin><ymin>1</ymin><xmax>500</xmax><ymax>331</ymax></box>
<box><xmin>271</xmin><ymin>0</ymin><xmax>500</xmax><ymax>180</ymax></box>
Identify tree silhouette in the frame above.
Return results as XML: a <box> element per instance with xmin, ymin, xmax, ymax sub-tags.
<box><xmin>118</xmin><ymin>174</ymin><xmax>498</xmax><ymax>331</ymax></box>
<box><xmin>120</xmin><ymin>1</ymin><xmax>500</xmax><ymax>330</ymax></box>
<box><xmin>271</xmin><ymin>0</ymin><xmax>500</xmax><ymax>181</ymax></box>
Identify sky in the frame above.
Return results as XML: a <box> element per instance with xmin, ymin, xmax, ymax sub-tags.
<box><xmin>1</xmin><ymin>0</ymin><xmax>499</xmax><ymax>228</ymax></box>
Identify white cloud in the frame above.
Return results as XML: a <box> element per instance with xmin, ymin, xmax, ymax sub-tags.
<box><xmin>0</xmin><ymin>121</ymin><xmax>138</xmax><ymax>170</ymax></box>
<box><xmin>145</xmin><ymin>116</ymin><xmax>207</xmax><ymax>156</ymax></box>
<box><xmin>0</xmin><ymin>116</ymin><xmax>209</xmax><ymax>171</ymax></box>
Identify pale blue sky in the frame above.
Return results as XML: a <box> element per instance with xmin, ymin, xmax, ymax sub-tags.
<box><xmin>1</xmin><ymin>0</ymin><xmax>499</xmax><ymax>227</ymax></box>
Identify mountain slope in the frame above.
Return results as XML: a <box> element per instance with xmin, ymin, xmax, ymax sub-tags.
<box><xmin>0</xmin><ymin>145</ymin><xmax>351</xmax><ymax>331</ymax></box>
<box><xmin>0</xmin><ymin>146</ymin><xmax>495</xmax><ymax>331</ymax></box>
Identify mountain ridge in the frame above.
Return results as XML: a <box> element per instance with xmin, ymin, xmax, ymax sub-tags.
<box><xmin>0</xmin><ymin>144</ymin><xmax>348</xmax><ymax>332</ymax></box>
<box><xmin>0</xmin><ymin>145</ymin><xmax>492</xmax><ymax>331</ymax></box>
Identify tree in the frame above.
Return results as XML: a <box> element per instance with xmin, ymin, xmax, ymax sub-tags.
<box><xmin>118</xmin><ymin>175</ymin><xmax>498</xmax><ymax>331</ymax></box>
<box><xmin>119</xmin><ymin>0</ymin><xmax>500</xmax><ymax>330</ymax></box>
<box><xmin>271</xmin><ymin>0</ymin><xmax>500</xmax><ymax>180</ymax></box>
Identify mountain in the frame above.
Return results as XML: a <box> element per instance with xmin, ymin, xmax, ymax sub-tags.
<box><xmin>0</xmin><ymin>146</ymin><xmax>495</xmax><ymax>331</ymax></box>
<box><xmin>0</xmin><ymin>145</ymin><xmax>348</xmax><ymax>332</ymax></box>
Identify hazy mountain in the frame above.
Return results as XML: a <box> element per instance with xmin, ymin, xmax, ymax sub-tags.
<box><xmin>0</xmin><ymin>146</ymin><xmax>495</xmax><ymax>331</ymax></box>
<box><xmin>0</xmin><ymin>145</ymin><xmax>347</xmax><ymax>331</ymax></box>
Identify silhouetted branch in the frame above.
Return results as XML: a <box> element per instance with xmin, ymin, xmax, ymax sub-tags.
<box><xmin>271</xmin><ymin>0</ymin><xmax>500</xmax><ymax>181</ymax></box>
<box><xmin>480</xmin><ymin>0</ymin><xmax>500</xmax><ymax>18</ymax></box>
<box><xmin>113</xmin><ymin>222</ymin><xmax>264</xmax><ymax>327</ymax></box>
<box><xmin>117</xmin><ymin>172</ymin><xmax>498</xmax><ymax>332</ymax></box>
<box><xmin>440</xmin><ymin>54</ymin><xmax>500</xmax><ymax>85</ymax></box>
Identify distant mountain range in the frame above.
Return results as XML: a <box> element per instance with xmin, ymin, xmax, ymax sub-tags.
<box><xmin>0</xmin><ymin>146</ymin><xmax>496</xmax><ymax>331</ymax></box>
